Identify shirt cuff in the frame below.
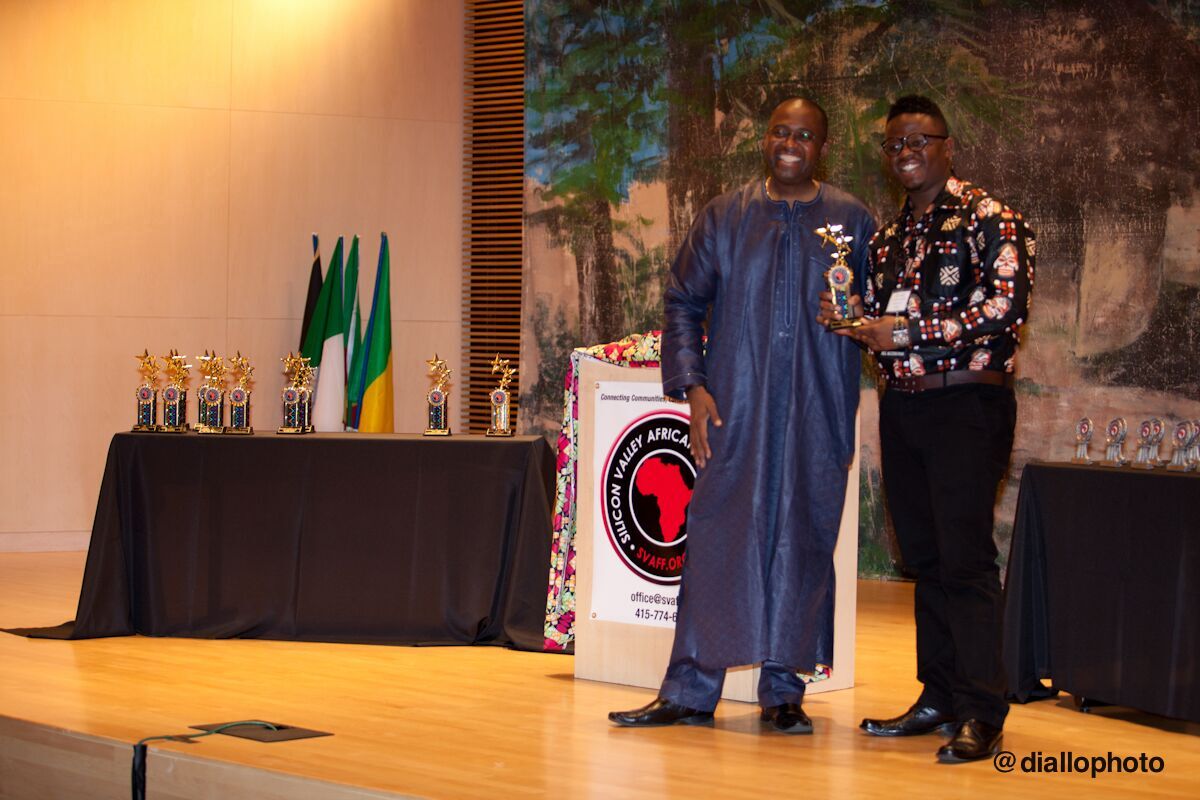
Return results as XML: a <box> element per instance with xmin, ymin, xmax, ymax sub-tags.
<box><xmin>662</xmin><ymin>372</ymin><xmax>706</xmax><ymax>401</ymax></box>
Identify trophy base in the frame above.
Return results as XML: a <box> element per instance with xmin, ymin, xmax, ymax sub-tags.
<box><xmin>277</xmin><ymin>426</ymin><xmax>312</xmax><ymax>435</ymax></box>
<box><xmin>1130</xmin><ymin>462</ymin><xmax>1157</xmax><ymax>470</ymax></box>
<box><xmin>485</xmin><ymin>429</ymin><xmax>515</xmax><ymax>437</ymax></box>
<box><xmin>827</xmin><ymin>318</ymin><xmax>864</xmax><ymax>330</ymax></box>
<box><xmin>158</xmin><ymin>424</ymin><xmax>190</xmax><ymax>433</ymax></box>
<box><xmin>131</xmin><ymin>425</ymin><xmax>159</xmax><ymax>433</ymax></box>
<box><xmin>1069</xmin><ymin>457</ymin><xmax>1093</xmax><ymax>465</ymax></box>
<box><xmin>224</xmin><ymin>427</ymin><xmax>254</xmax><ymax>435</ymax></box>
<box><xmin>1166</xmin><ymin>463</ymin><xmax>1195</xmax><ymax>472</ymax></box>
<box><xmin>423</xmin><ymin>428</ymin><xmax>451</xmax><ymax>437</ymax></box>
<box><xmin>196</xmin><ymin>426</ymin><xmax>226</xmax><ymax>435</ymax></box>
<box><xmin>1100</xmin><ymin>460</ymin><xmax>1127</xmax><ymax>468</ymax></box>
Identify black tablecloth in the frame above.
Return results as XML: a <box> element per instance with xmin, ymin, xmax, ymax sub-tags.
<box><xmin>1004</xmin><ymin>461</ymin><xmax>1200</xmax><ymax>722</ymax></box>
<box><xmin>10</xmin><ymin>432</ymin><xmax>554</xmax><ymax>651</ymax></box>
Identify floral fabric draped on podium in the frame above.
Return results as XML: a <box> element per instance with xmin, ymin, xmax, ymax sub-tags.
<box><xmin>543</xmin><ymin>332</ymin><xmax>665</xmax><ymax>651</ymax></box>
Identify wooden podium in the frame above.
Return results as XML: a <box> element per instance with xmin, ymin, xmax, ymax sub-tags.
<box><xmin>572</xmin><ymin>358</ymin><xmax>858</xmax><ymax>702</ymax></box>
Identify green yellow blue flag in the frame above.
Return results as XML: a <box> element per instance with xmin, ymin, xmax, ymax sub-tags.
<box><xmin>350</xmin><ymin>233</ymin><xmax>393</xmax><ymax>432</ymax></box>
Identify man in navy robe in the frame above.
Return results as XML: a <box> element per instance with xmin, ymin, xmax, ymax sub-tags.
<box><xmin>608</xmin><ymin>97</ymin><xmax>875</xmax><ymax>733</ymax></box>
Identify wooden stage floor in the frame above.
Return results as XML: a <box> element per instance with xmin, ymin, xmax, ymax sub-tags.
<box><xmin>1</xmin><ymin>552</ymin><xmax>1197</xmax><ymax>799</ymax></box>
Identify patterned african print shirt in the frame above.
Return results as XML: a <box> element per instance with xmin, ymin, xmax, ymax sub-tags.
<box><xmin>864</xmin><ymin>175</ymin><xmax>1036</xmax><ymax>381</ymax></box>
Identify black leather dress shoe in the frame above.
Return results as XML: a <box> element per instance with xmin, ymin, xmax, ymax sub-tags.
<box><xmin>760</xmin><ymin>703</ymin><xmax>813</xmax><ymax>734</ymax></box>
<box><xmin>860</xmin><ymin>703</ymin><xmax>955</xmax><ymax>737</ymax></box>
<box><xmin>936</xmin><ymin>719</ymin><xmax>1003</xmax><ymax>763</ymax></box>
<box><xmin>608</xmin><ymin>698</ymin><xmax>714</xmax><ymax>727</ymax></box>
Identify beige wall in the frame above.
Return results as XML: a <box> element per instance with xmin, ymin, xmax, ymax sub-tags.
<box><xmin>0</xmin><ymin>0</ymin><xmax>464</xmax><ymax>552</ymax></box>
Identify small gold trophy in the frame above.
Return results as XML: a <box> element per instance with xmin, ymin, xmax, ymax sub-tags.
<box><xmin>1166</xmin><ymin>421</ymin><xmax>1197</xmax><ymax>472</ymax></box>
<box><xmin>1101</xmin><ymin>417</ymin><xmax>1128</xmax><ymax>467</ymax></box>
<box><xmin>424</xmin><ymin>354</ymin><xmax>452</xmax><ymax>436</ymax></box>
<box><xmin>1149</xmin><ymin>418</ymin><xmax>1166</xmax><ymax>464</ymax></box>
<box><xmin>816</xmin><ymin>221</ymin><xmax>862</xmax><ymax>330</ymax></box>
<box><xmin>159</xmin><ymin>350</ymin><xmax>192</xmax><ymax>433</ymax></box>
<box><xmin>225</xmin><ymin>351</ymin><xmax>254</xmax><ymax>435</ymax></box>
<box><xmin>132</xmin><ymin>349</ymin><xmax>160</xmax><ymax>432</ymax></box>
<box><xmin>1070</xmin><ymin>417</ymin><xmax>1094</xmax><ymax>464</ymax></box>
<box><xmin>278</xmin><ymin>353</ymin><xmax>315</xmax><ymax>434</ymax></box>
<box><xmin>486</xmin><ymin>353</ymin><xmax>516</xmax><ymax>437</ymax></box>
<box><xmin>195</xmin><ymin>350</ymin><xmax>228</xmax><ymax>434</ymax></box>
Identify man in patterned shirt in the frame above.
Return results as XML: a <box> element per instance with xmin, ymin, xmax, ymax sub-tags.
<box><xmin>820</xmin><ymin>95</ymin><xmax>1034</xmax><ymax>763</ymax></box>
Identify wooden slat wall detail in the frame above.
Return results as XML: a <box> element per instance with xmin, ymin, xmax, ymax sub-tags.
<box><xmin>462</xmin><ymin>0</ymin><xmax>524</xmax><ymax>433</ymax></box>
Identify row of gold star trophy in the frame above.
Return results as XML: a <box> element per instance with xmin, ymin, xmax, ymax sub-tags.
<box><xmin>132</xmin><ymin>350</ymin><xmax>516</xmax><ymax>436</ymax></box>
<box><xmin>132</xmin><ymin>349</ymin><xmax>256</xmax><ymax>434</ymax></box>
<box><xmin>422</xmin><ymin>353</ymin><xmax>516</xmax><ymax>437</ymax></box>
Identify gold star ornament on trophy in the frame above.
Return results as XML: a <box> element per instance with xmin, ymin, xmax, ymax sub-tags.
<box><xmin>486</xmin><ymin>354</ymin><xmax>516</xmax><ymax>437</ymax></box>
<box><xmin>424</xmin><ymin>354</ymin><xmax>452</xmax><ymax>436</ymax></box>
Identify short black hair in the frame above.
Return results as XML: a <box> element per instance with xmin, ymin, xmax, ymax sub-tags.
<box><xmin>886</xmin><ymin>95</ymin><xmax>949</xmax><ymax>135</ymax></box>
<box><xmin>771</xmin><ymin>96</ymin><xmax>828</xmax><ymax>137</ymax></box>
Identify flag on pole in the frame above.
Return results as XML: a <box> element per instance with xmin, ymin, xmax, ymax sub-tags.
<box><xmin>299</xmin><ymin>233</ymin><xmax>324</xmax><ymax>349</ymax></box>
<box><xmin>300</xmin><ymin>237</ymin><xmax>346</xmax><ymax>431</ymax></box>
<box><xmin>350</xmin><ymin>233</ymin><xmax>394</xmax><ymax>433</ymax></box>
<box><xmin>343</xmin><ymin>235</ymin><xmax>364</xmax><ymax>430</ymax></box>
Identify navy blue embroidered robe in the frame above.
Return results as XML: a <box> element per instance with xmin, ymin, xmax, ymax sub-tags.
<box><xmin>662</xmin><ymin>179</ymin><xmax>875</xmax><ymax>671</ymax></box>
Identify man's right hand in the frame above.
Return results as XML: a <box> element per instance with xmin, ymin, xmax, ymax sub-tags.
<box><xmin>817</xmin><ymin>290</ymin><xmax>864</xmax><ymax>327</ymax></box>
<box><xmin>686</xmin><ymin>385</ymin><xmax>722</xmax><ymax>468</ymax></box>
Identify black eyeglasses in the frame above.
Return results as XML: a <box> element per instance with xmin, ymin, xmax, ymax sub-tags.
<box><xmin>881</xmin><ymin>133</ymin><xmax>948</xmax><ymax>156</ymax></box>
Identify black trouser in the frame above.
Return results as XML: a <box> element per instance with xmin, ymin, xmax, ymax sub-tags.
<box><xmin>879</xmin><ymin>383</ymin><xmax>1015</xmax><ymax>729</ymax></box>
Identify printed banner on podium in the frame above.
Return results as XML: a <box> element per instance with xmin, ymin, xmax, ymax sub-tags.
<box><xmin>591</xmin><ymin>381</ymin><xmax>696</xmax><ymax>628</ymax></box>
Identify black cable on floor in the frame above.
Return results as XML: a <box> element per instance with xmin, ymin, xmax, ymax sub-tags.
<box><xmin>131</xmin><ymin>720</ymin><xmax>278</xmax><ymax>800</ymax></box>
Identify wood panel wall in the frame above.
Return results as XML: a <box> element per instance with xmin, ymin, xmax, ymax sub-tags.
<box><xmin>461</xmin><ymin>1</ymin><xmax>525</xmax><ymax>433</ymax></box>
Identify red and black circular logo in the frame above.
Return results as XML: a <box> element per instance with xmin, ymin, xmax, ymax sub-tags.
<box><xmin>602</xmin><ymin>410</ymin><xmax>695</xmax><ymax>585</ymax></box>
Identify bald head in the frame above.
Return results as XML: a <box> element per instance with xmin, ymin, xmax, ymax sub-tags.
<box><xmin>770</xmin><ymin>97</ymin><xmax>828</xmax><ymax>141</ymax></box>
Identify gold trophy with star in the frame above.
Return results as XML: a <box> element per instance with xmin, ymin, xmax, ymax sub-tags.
<box><xmin>158</xmin><ymin>350</ymin><xmax>192</xmax><ymax>432</ymax></box>
<box><xmin>132</xmin><ymin>349</ymin><xmax>161</xmax><ymax>432</ymax></box>
<box><xmin>424</xmin><ymin>354</ymin><xmax>453</xmax><ymax>436</ymax></box>
<box><xmin>277</xmin><ymin>353</ymin><xmax>315</xmax><ymax>434</ymax></box>
<box><xmin>816</xmin><ymin>221</ymin><xmax>863</xmax><ymax>330</ymax></box>
<box><xmin>195</xmin><ymin>350</ymin><xmax>228</xmax><ymax>434</ymax></box>
<box><xmin>486</xmin><ymin>354</ymin><xmax>516</xmax><ymax>437</ymax></box>
<box><xmin>225</xmin><ymin>351</ymin><xmax>255</xmax><ymax>435</ymax></box>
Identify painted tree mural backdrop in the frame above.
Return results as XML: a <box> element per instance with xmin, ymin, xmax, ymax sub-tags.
<box><xmin>522</xmin><ymin>0</ymin><xmax>1200</xmax><ymax>577</ymax></box>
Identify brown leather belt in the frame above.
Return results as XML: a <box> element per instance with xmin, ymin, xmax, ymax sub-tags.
<box><xmin>885</xmin><ymin>370</ymin><xmax>1014</xmax><ymax>394</ymax></box>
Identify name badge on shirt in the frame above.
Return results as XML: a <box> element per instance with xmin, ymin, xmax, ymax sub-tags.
<box><xmin>885</xmin><ymin>288</ymin><xmax>912</xmax><ymax>315</ymax></box>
